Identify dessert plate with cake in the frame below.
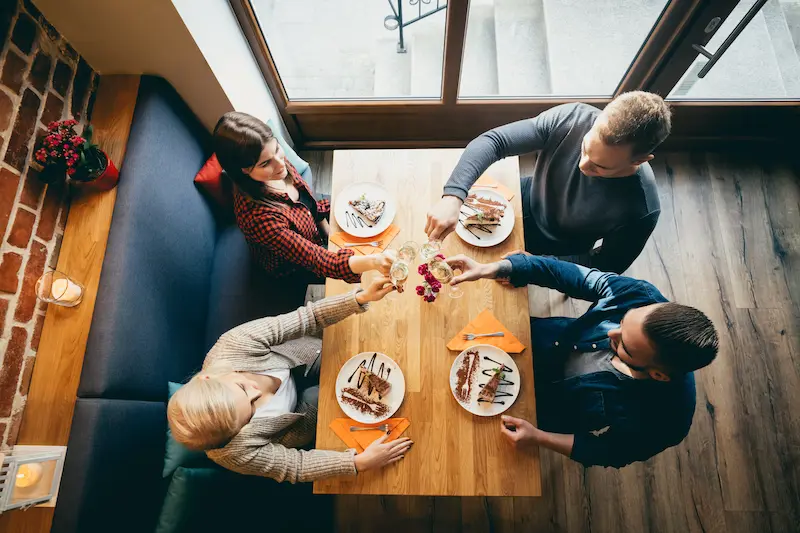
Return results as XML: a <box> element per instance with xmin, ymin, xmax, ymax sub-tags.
<box><xmin>336</xmin><ymin>352</ymin><xmax>406</xmax><ymax>424</ymax></box>
<box><xmin>455</xmin><ymin>188</ymin><xmax>515</xmax><ymax>248</ymax></box>
<box><xmin>334</xmin><ymin>182</ymin><xmax>397</xmax><ymax>238</ymax></box>
<box><xmin>449</xmin><ymin>344</ymin><xmax>520</xmax><ymax>417</ymax></box>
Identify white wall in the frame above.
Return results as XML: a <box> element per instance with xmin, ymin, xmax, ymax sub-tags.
<box><xmin>33</xmin><ymin>0</ymin><xmax>233</xmax><ymax>131</ymax></box>
<box><xmin>32</xmin><ymin>0</ymin><xmax>289</xmax><ymax>142</ymax></box>
<box><xmin>171</xmin><ymin>0</ymin><xmax>290</xmax><ymax>141</ymax></box>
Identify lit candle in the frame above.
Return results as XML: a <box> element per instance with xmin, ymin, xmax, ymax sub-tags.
<box><xmin>15</xmin><ymin>463</ymin><xmax>43</xmax><ymax>488</ymax></box>
<box><xmin>51</xmin><ymin>278</ymin><xmax>82</xmax><ymax>304</ymax></box>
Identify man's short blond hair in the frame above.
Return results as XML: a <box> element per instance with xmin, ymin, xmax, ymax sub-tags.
<box><xmin>599</xmin><ymin>91</ymin><xmax>671</xmax><ymax>156</ymax></box>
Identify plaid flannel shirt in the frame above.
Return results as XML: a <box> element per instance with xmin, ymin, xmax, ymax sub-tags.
<box><xmin>234</xmin><ymin>163</ymin><xmax>359</xmax><ymax>283</ymax></box>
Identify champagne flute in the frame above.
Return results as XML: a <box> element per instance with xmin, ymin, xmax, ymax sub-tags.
<box><xmin>398</xmin><ymin>241</ymin><xmax>419</xmax><ymax>263</ymax></box>
<box><xmin>420</xmin><ymin>239</ymin><xmax>442</xmax><ymax>262</ymax></box>
<box><xmin>388</xmin><ymin>260</ymin><xmax>409</xmax><ymax>300</ymax></box>
<box><xmin>430</xmin><ymin>259</ymin><xmax>463</xmax><ymax>299</ymax></box>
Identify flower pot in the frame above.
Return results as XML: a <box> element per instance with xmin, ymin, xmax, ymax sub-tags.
<box><xmin>69</xmin><ymin>150</ymin><xmax>119</xmax><ymax>192</ymax></box>
<box><xmin>39</xmin><ymin>163</ymin><xmax>68</xmax><ymax>185</ymax></box>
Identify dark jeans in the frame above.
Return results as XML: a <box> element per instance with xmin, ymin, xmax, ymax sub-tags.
<box><xmin>293</xmin><ymin>351</ymin><xmax>321</xmax><ymax>408</ymax></box>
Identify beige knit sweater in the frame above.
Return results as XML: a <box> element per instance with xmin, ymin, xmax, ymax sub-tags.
<box><xmin>204</xmin><ymin>290</ymin><xmax>367</xmax><ymax>483</ymax></box>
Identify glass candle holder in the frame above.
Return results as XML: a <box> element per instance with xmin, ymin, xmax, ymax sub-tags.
<box><xmin>35</xmin><ymin>270</ymin><xmax>84</xmax><ymax>307</ymax></box>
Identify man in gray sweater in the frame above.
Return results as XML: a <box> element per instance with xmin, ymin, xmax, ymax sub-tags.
<box><xmin>425</xmin><ymin>91</ymin><xmax>671</xmax><ymax>274</ymax></box>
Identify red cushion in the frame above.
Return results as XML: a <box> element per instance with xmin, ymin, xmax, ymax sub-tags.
<box><xmin>193</xmin><ymin>154</ymin><xmax>233</xmax><ymax>210</ymax></box>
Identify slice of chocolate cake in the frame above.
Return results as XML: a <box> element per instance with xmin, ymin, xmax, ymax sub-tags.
<box><xmin>478</xmin><ymin>368</ymin><xmax>503</xmax><ymax>402</ymax></box>
<box><xmin>463</xmin><ymin>208</ymin><xmax>503</xmax><ymax>226</ymax></box>
<box><xmin>349</xmin><ymin>195</ymin><xmax>386</xmax><ymax>223</ymax></box>
<box><xmin>361</xmin><ymin>369</ymin><xmax>392</xmax><ymax>396</ymax></box>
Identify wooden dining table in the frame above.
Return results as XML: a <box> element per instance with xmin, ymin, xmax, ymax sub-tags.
<box><xmin>313</xmin><ymin>149</ymin><xmax>541</xmax><ymax>497</ymax></box>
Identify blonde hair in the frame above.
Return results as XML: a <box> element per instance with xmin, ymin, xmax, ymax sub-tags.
<box><xmin>599</xmin><ymin>91</ymin><xmax>671</xmax><ymax>155</ymax></box>
<box><xmin>167</xmin><ymin>367</ymin><xmax>240</xmax><ymax>451</ymax></box>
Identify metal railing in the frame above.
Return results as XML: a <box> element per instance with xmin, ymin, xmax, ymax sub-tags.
<box><xmin>384</xmin><ymin>0</ymin><xmax>448</xmax><ymax>53</ymax></box>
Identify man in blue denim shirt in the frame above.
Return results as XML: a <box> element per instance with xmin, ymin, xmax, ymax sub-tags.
<box><xmin>446</xmin><ymin>252</ymin><xmax>719</xmax><ymax>468</ymax></box>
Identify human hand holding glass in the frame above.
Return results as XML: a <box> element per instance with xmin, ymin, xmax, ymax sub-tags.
<box><xmin>445</xmin><ymin>255</ymin><xmax>502</xmax><ymax>286</ymax></box>
<box><xmin>387</xmin><ymin>260</ymin><xmax>410</xmax><ymax>299</ymax></box>
<box><xmin>429</xmin><ymin>258</ymin><xmax>463</xmax><ymax>299</ymax></box>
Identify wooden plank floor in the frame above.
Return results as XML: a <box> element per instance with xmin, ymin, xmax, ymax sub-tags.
<box><xmin>299</xmin><ymin>150</ymin><xmax>800</xmax><ymax>533</ymax></box>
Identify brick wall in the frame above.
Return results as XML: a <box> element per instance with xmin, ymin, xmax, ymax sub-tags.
<box><xmin>0</xmin><ymin>0</ymin><xmax>97</xmax><ymax>450</ymax></box>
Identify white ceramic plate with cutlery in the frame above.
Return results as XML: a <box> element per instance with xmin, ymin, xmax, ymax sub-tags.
<box><xmin>449</xmin><ymin>344</ymin><xmax>520</xmax><ymax>417</ymax></box>
<box><xmin>334</xmin><ymin>182</ymin><xmax>397</xmax><ymax>238</ymax></box>
<box><xmin>336</xmin><ymin>352</ymin><xmax>405</xmax><ymax>424</ymax></box>
<box><xmin>455</xmin><ymin>188</ymin><xmax>515</xmax><ymax>248</ymax></box>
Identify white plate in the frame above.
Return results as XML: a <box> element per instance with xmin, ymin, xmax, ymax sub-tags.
<box><xmin>334</xmin><ymin>182</ymin><xmax>397</xmax><ymax>238</ymax></box>
<box><xmin>455</xmin><ymin>188</ymin><xmax>515</xmax><ymax>248</ymax></box>
<box><xmin>449</xmin><ymin>344</ymin><xmax>520</xmax><ymax>417</ymax></box>
<box><xmin>336</xmin><ymin>352</ymin><xmax>406</xmax><ymax>424</ymax></box>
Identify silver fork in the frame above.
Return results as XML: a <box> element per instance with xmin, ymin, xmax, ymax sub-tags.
<box><xmin>462</xmin><ymin>331</ymin><xmax>505</xmax><ymax>341</ymax></box>
<box><xmin>350</xmin><ymin>424</ymin><xmax>389</xmax><ymax>432</ymax></box>
<box><xmin>341</xmin><ymin>240</ymin><xmax>383</xmax><ymax>248</ymax></box>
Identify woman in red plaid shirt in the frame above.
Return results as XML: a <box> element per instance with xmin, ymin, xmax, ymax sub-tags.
<box><xmin>213</xmin><ymin>113</ymin><xmax>392</xmax><ymax>283</ymax></box>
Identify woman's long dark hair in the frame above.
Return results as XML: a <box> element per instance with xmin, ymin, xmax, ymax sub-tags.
<box><xmin>212</xmin><ymin>112</ymin><xmax>276</xmax><ymax>204</ymax></box>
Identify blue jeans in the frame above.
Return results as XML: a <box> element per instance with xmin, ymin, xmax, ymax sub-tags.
<box><xmin>294</xmin><ymin>351</ymin><xmax>321</xmax><ymax>408</ymax></box>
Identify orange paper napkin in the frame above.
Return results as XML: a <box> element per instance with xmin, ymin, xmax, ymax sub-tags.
<box><xmin>447</xmin><ymin>309</ymin><xmax>526</xmax><ymax>353</ymax></box>
<box><xmin>473</xmin><ymin>174</ymin><xmax>515</xmax><ymax>201</ymax></box>
<box><xmin>330</xmin><ymin>224</ymin><xmax>400</xmax><ymax>255</ymax></box>
<box><xmin>330</xmin><ymin>418</ymin><xmax>410</xmax><ymax>453</ymax></box>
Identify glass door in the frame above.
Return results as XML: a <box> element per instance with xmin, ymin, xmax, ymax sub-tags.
<box><xmin>458</xmin><ymin>0</ymin><xmax>671</xmax><ymax>98</ymax></box>
<box><xmin>667</xmin><ymin>0</ymin><xmax>800</xmax><ymax>100</ymax></box>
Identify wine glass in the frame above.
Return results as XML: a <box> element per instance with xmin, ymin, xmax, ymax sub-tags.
<box><xmin>419</xmin><ymin>239</ymin><xmax>442</xmax><ymax>262</ymax></box>
<box><xmin>387</xmin><ymin>260</ymin><xmax>409</xmax><ymax>300</ymax></box>
<box><xmin>430</xmin><ymin>258</ymin><xmax>463</xmax><ymax>299</ymax></box>
<box><xmin>398</xmin><ymin>241</ymin><xmax>419</xmax><ymax>263</ymax></box>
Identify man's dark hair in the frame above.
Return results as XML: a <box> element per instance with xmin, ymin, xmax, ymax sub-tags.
<box><xmin>643</xmin><ymin>303</ymin><xmax>718</xmax><ymax>375</ymax></box>
<box><xmin>599</xmin><ymin>91</ymin><xmax>672</xmax><ymax>155</ymax></box>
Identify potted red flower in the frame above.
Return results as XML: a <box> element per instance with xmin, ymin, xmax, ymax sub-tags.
<box><xmin>33</xmin><ymin>119</ymin><xmax>120</xmax><ymax>191</ymax></box>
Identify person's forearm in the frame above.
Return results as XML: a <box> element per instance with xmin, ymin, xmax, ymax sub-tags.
<box><xmin>265</xmin><ymin>225</ymin><xmax>359</xmax><ymax>283</ymax></box>
<box><xmin>534</xmin><ymin>428</ymin><xmax>574</xmax><ymax>458</ymax></box>
<box><xmin>443</xmin><ymin>119</ymin><xmax>545</xmax><ymax>201</ymax></box>
<box><xmin>348</xmin><ymin>255</ymin><xmax>376</xmax><ymax>275</ymax></box>
<box><xmin>505</xmin><ymin>254</ymin><xmax>614</xmax><ymax>302</ymax></box>
<box><xmin>354</xmin><ymin>289</ymin><xmax>369</xmax><ymax>306</ymax></box>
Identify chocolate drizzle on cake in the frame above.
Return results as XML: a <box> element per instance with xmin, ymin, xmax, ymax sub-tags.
<box><xmin>477</xmin><ymin>356</ymin><xmax>515</xmax><ymax>404</ymax></box>
<box><xmin>459</xmin><ymin>195</ymin><xmax>505</xmax><ymax>235</ymax></box>
<box><xmin>347</xmin><ymin>353</ymin><xmax>392</xmax><ymax>400</ymax></box>
<box><xmin>345</xmin><ymin>211</ymin><xmax>370</xmax><ymax>229</ymax></box>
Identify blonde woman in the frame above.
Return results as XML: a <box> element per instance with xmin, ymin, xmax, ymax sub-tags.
<box><xmin>168</xmin><ymin>277</ymin><xmax>413</xmax><ymax>483</ymax></box>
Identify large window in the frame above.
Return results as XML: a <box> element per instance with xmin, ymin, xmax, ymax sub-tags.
<box><xmin>460</xmin><ymin>0</ymin><xmax>670</xmax><ymax>98</ymax></box>
<box><xmin>250</xmin><ymin>0</ymin><xmax>447</xmax><ymax>100</ymax></box>
<box><xmin>232</xmin><ymin>0</ymin><xmax>799</xmax><ymax>147</ymax></box>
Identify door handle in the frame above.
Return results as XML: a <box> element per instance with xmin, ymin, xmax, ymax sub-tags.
<box><xmin>691</xmin><ymin>0</ymin><xmax>769</xmax><ymax>79</ymax></box>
